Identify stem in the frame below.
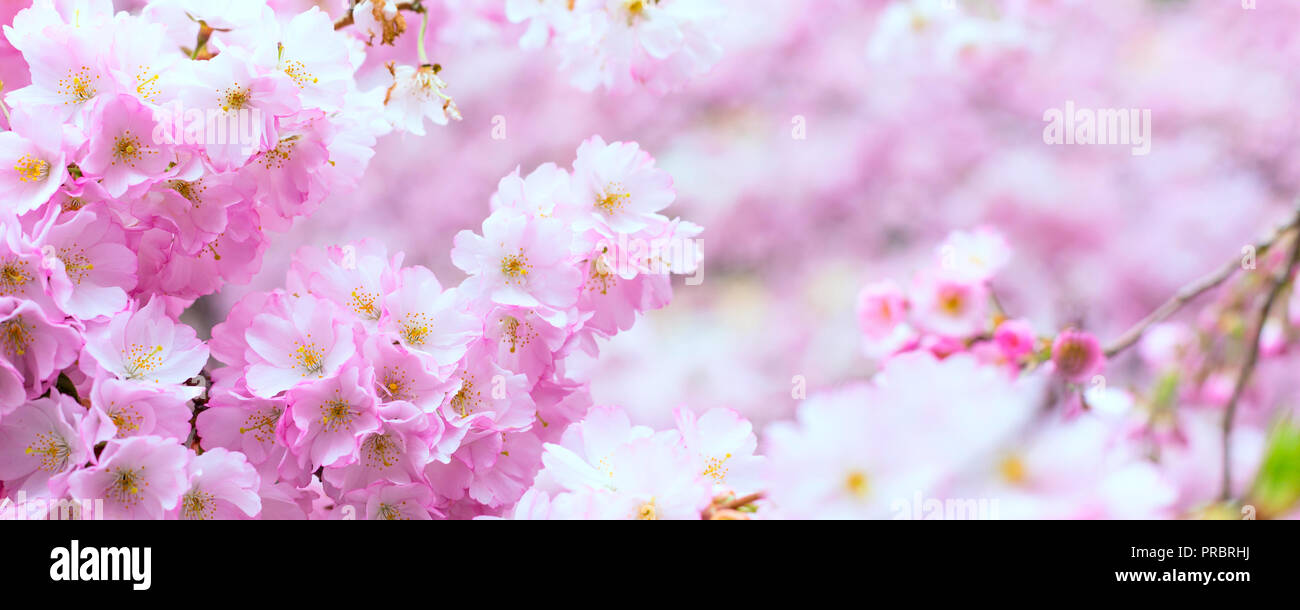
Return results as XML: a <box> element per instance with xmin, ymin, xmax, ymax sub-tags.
<box><xmin>417</xmin><ymin>10</ymin><xmax>430</xmax><ymax>66</ymax></box>
<box><xmin>1220</xmin><ymin>217</ymin><xmax>1300</xmax><ymax>501</ymax></box>
<box><xmin>1103</xmin><ymin>213</ymin><xmax>1300</xmax><ymax>358</ymax></box>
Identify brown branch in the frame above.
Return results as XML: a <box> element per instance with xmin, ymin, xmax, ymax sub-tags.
<box><xmin>1220</xmin><ymin>219</ymin><xmax>1300</xmax><ymax>501</ymax></box>
<box><xmin>702</xmin><ymin>492</ymin><xmax>765</xmax><ymax>519</ymax></box>
<box><xmin>1103</xmin><ymin>215</ymin><xmax>1300</xmax><ymax>358</ymax></box>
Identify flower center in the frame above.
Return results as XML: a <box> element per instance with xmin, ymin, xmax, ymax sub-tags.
<box><xmin>219</xmin><ymin>84</ymin><xmax>250</xmax><ymax>112</ymax></box>
<box><xmin>58</xmin><ymin>247</ymin><xmax>94</xmax><ymax>285</ymax></box>
<box><xmin>595</xmin><ymin>183</ymin><xmax>631</xmax><ymax>215</ymax></box>
<box><xmin>13</xmin><ymin>155</ymin><xmax>50</xmax><ymax>183</ymax></box>
<box><xmin>399</xmin><ymin>312</ymin><xmax>432</xmax><ymax>346</ymax></box>
<box><xmin>845</xmin><ymin>470</ymin><xmax>870</xmax><ymax>499</ymax></box>
<box><xmin>293</xmin><ymin>340</ymin><xmax>325</xmax><ymax>376</ymax></box>
<box><xmin>168</xmin><ymin>179</ymin><xmax>206</xmax><ymax>206</ymax></box>
<box><xmin>349</xmin><ymin>288</ymin><xmax>380</xmax><ymax>320</ymax></box>
<box><xmin>703</xmin><ymin>453</ymin><xmax>733</xmax><ymax>484</ymax></box>
<box><xmin>113</xmin><ymin>130</ymin><xmax>146</xmax><ymax>165</ymax></box>
<box><xmin>635</xmin><ymin>499</ymin><xmax>657</xmax><ymax>520</ymax></box>
<box><xmin>0</xmin><ymin>317</ymin><xmax>33</xmax><ymax>356</ymax></box>
<box><xmin>108</xmin><ymin>403</ymin><xmax>143</xmax><ymax>437</ymax></box>
<box><xmin>449</xmin><ymin>375</ymin><xmax>479</xmax><ymax>417</ymax></box>
<box><xmin>181</xmin><ymin>489</ymin><xmax>215</xmax><ymax>520</ymax></box>
<box><xmin>500</xmin><ymin>251</ymin><xmax>531</xmax><ymax>284</ymax></box>
<box><xmin>24</xmin><ymin>430</ymin><xmax>71</xmax><ymax>472</ymax></box>
<box><xmin>122</xmin><ymin>344</ymin><xmax>165</xmax><ymax>380</ymax></box>
<box><xmin>58</xmin><ymin>66</ymin><xmax>98</xmax><ymax>104</ymax></box>
<box><xmin>319</xmin><ymin>398</ymin><xmax>357</xmax><ymax>432</ymax></box>
<box><xmin>108</xmin><ymin>466</ymin><xmax>147</xmax><ymax>507</ymax></box>
<box><xmin>362</xmin><ymin>433</ymin><xmax>401</xmax><ymax>468</ymax></box>
<box><xmin>999</xmin><ymin>455</ymin><xmax>1027</xmax><ymax>485</ymax></box>
<box><xmin>0</xmin><ymin>260</ymin><xmax>31</xmax><ymax>294</ymax></box>
<box><xmin>238</xmin><ymin>408</ymin><xmax>282</xmax><ymax>443</ymax></box>
<box><xmin>283</xmin><ymin>59</ymin><xmax>319</xmax><ymax>88</ymax></box>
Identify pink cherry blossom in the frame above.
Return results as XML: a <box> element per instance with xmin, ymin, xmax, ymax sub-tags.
<box><xmin>66</xmin><ymin>434</ymin><xmax>190</xmax><ymax>520</ymax></box>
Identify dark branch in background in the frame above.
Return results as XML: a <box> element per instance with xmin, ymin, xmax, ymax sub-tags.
<box><xmin>1103</xmin><ymin>210</ymin><xmax>1300</xmax><ymax>359</ymax></box>
<box><xmin>1220</xmin><ymin>214</ymin><xmax>1300</xmax><ymax>501</ymax></box>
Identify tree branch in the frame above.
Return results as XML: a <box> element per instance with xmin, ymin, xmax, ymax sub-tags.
<box><xmin>1220</xmin><ymin>217</ymin><xmax>1300</xmax><ymax>501</ymax></box>
<box><xmin>1103</xmin><ymin>214</ymin><xmax>1300</xmax><ymax>358</ymax></box>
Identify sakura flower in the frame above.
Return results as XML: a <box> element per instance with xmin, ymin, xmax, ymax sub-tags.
<box><xmin>37</xmin><ymin>204</ymin><xmax>137</xmax><ymax>319</ymax></box>
<box><xmin>194</xmin><ymin>391</ymin><xmax>287</xmax><ymax>468</ymax></box>
<box><xmin>534</xmin><ymin>425</ymin><xmax>712</xmax><ymax>520</ymax></box>
<box><xmin>362</xmin><ymin>335</ymin><xmax>450</xmax><ymax>412</ymax></box>
<box><xmin>79</xmin><ymin>296</ymin><xmax>208</xmax><ymax>397</ymax></box>
<box><xmin>78</xmin><ymin>93</ymin><xmax>174</xmax><ymax>197</ymax></box>
<box><xmin>322</xmin><ymin>399</ymin><xmax>437</xmax><ymax>494</ymax></box>
<box><xmin>440</xmin><ymin>348</ymin><xmax>536</xmax><ymax>434</ymax></box>
<box><xmin>480</xmin><ymin>305</ymin><xmax>569</xmax><ymax>385</ymax></box>
<box><xmin>175</xmin><ymin>49</ymin><xmax>300</xmax><ymax>170</ymax></box>
<box><xmin>3</xmin><ymin>18</ymin><xmax>111</xmax><ymax>123</ymax></box>
<box><xmin>349</xmin><ymin>482</ymin><xmax>438</xmax><ymax>520</ymax></box>
<box><xmin>173</xmin><ymin>447</ymin><xmax>261</xmax><ymax>520</ymax></box>
<box><xmin>674</xmin><ymin>407</ymin><xmax>763</xmax><ymax>495</ymax></box>
<box><xmin>133</xmin><ymin>159</ymin><xmax>242</xmax><ymax>254</ymax></box>
<box><xmin>937</xmin><ymin>227</ymin><xmax>1012</xmax><ymax>283</ymax></box>
<box><xmin>291</xmin><ymin>240</ymin><xmax>403</xmax><ymax>326</ymax></box>
<box><xmin>0</xmin><ymin>297</ymin><xmax>80</xmax><ymax>400</ymax></box>
<box><xmin>382</xmin><ymin>63</ymin><xmax>461</xmax><ymax>137</ymax></box>
<box><xmin>911</xmin><ymin>271</ymin><xmax>989</xmax><ymax>338</ymax></box>
<box><xmin>856</xmin><ymin>279</ymin><xmax>909</xmax><ymax>340</ymax></box>
<box><xmin>569</xmin><ymin>135</ymin><xmax>674</xmax><ymax>234</ymax></box>
<box><xmin>242</xmin><ymin>294</ymin><xmax>357</xmax><ymax>398</ymax></box>
<box><xmin>993</xmin><ymin>318</ymin><xmax>1036</xmax><ymax>361</ymax></box>
<box><xmin>251</xmin><ymin>7</ymin><xmax>357</xmax><ymax>112</ymax></box>
<box><xmin>1051</xmin><ymin>328</ymin><xmax>1105</xmax><ymax>384</ymax></box>
<box><xmin>0</xmin><ymin>110</ymin><xmax>68</xmax><ymax>214</ymax></box>
<box><xmin>490</xmin><ymin>162</ymin><xmax>574</xmax><ymax>219</ymax></box>
<box><xmin>0</xmin><ymin>216</ymin><xmax>58</xmax><ymax>311</ymax></box>
<box><xmin>280</xmin><ymin>364</ymin><xmax>381</xmax><ymax>470</ymax></box>
<box><xmin>0</xmin><ymin>394</ymin><xmax>89</xmax><ymax>497</ymax></box>
<box><xmin>67</xmin><ymin>435</ymin><xmax>190</xmax><ymax>520</ymax></box>
<box><xmin>238</xmin><ymin>110</ymin><xmax>334</xmax><ymax>229</ymax></box>
<box><xmin>452</xmin><ymin>209</ymin><xmax>583</xmax><ymax>312</ymax></box>
<box><xmin>380</xmin><ymin>266</ymin><xmax>479</xmax><ymax>374</ymax></box>
<box><xmin>85</xmin><ymin>378</ymin><xmax>193</xmax><ymax>442</ymax></box>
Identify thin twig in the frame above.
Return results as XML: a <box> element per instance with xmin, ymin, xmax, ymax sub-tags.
<box><xmin>1103</xmin><ymin>215</ymin><xmax>1300</xmax><ymax>358</ymax></box>
<box><xmin>1220</xmin><ymin>218</ymin><xmax>1300</xmax><ymax>501</ymax></box>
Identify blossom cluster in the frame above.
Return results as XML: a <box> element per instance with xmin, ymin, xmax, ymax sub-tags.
<box><xmin>855</xmin><ymin>227</ymin><xmax>1106</xmax><ymax>388</ymax></box>
<box><xmin>506</xmin><ymin>0</ymin><xmax>723</xmax><ymax>93</ymax></box>
<box><xmin>0</xmin><ymin>131</ymin><xmax>700</xmax><ymax>519</ymax></box>
<box><xmin>0</xmin><ymin>0</ymin><xmax>532</xmax><ymax>520</ymax></box>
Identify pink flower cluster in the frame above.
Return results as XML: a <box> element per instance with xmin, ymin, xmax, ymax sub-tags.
<box><xmin>190</xmin><ymin>135</ymin><xmax>702</xmax><ymax>519</ymax></box>
<box><xmin>506</xmin><ymin>0</ymin><xmax>723</xmax><ymax>93</ymax></box>
<box><xmin>855</xmin><ymin>227</ymin><xmax>1105</xmax><ymax>385</ymax></box>
<box><xmin>0</xmin><ymin>0</ymin><xmax>459</xmax><ymax>308</ymax></box>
